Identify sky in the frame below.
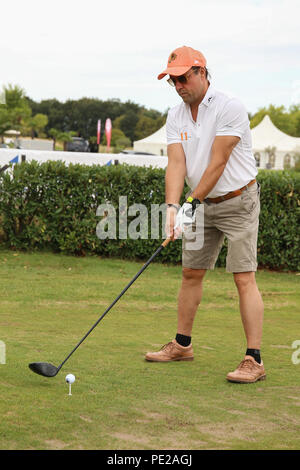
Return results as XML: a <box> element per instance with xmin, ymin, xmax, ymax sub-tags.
<box><xmin>1</xmin><ymin>0</ymin><xmax>299</xmax><ymax>115</ymax></box>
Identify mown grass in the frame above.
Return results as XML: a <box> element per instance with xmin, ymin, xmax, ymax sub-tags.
<box><xmin>0</xmin><ymin>249</ymin><xmax>299</xmax><ymax>450</ymax></box>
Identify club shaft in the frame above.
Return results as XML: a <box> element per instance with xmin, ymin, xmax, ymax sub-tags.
<box><xmin>58</xmin><ymin>239</ymin><xmax>171</xmax><ymax>370</ymax></box>
<box><xmin>0</xmin><ymin>164</ymin><xmax>9</xmax><ymax>173</ymax></box>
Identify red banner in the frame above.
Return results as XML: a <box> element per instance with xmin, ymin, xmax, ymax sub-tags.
<box><xmin>105</xmin><ymin>118</ymin><xmax>112</xmax><ymax>151</ymax></box>
<box><xmin>97</xmin><ymin>119</ymin><xmax>101</xmax><ymax>145</ymax></box>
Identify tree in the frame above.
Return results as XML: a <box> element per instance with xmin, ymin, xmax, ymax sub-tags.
<box><xmin>5</xmin><ymin>84</ymin><xmax>32</xmax><ymax>124</ymax></box>
<box><xmin>0</xmin><ymin>84</ymin><xmax>32</xmax><ymax>142</ymax></box>
<box><xmin>0</xmin><ymin>107</ymin><xmax>13</xmax><ymax>143</ymax></box>
<box><xmin>49</xmin><ymin>128</ymin><xmax>76</xmax><ymax>151</ymax></box>
<box><xmin>289</xmin><ymin>104</ymin><xmax>300</xmax><ymax>136</ymax></box>
<box><xmin>88</xmin><ymin>136</ymin><xmax>98</xmax><ymax>153</ymax></box>
<box><xmin>49</xmin><ymin>128</ymin><xmax>60</xmax><ymax>150</ymax></box>
<box><xmin>27</xmin><ymin>98</ymin><xmax>66</xmax><ymax>135</ymax></box>
<box><xmin>141</xmin><ymin>108</ymin><xmax>163</xmax><ymax>120</ymax></box>
<box><xmin>0</xmin><ymin>84</ymin><xmax>31</xmax><ymax>142</ymax></box>
<box><xmin>115</xmin><ymin>136</ymin><xmax>131</xmax><ymax>150</ymax></box>
<box><xmin>25</xmin><ymin>94</ymin><xmax>167</xmax><ymax>143</ymax></box>
<box><xmin>59</xmin><ymin>131</ymin><xmax>76</xmax><ymax>151</ymax></box>
<box><xmin>23</xmin><ymin>113</ymin><xmax>49</xmax><ymax>138</ymax></box>
<box><xmin>113</xmin><ymin>115</ymin><xmax>124</xmax><ymax>130</ymax></box>
<box><xmin>0</xmin><ymin>87</ymin><xmax>5</xmax><ymax>105</ymax></box>
<box><xmin>102</xmin><ymin>128</ymin><xmax>127</xmax><ymax>147</ymax></box>
<box><xmin>116</xmin><ymin>110</ymin><xmax>139</xmax><ymax>144</ymax></box>
<box><xmin>134</xmin><ymin>115</ymin><xmax>166</xmax><ymax>141</ymax></box>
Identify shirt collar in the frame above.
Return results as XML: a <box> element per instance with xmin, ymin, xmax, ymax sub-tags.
<box><xmin>184</xmin><ymin>83</ymin><xmax>216</xmax><ymax>119</ymax></box>
<box><xmin>201</xmin><ymin>83</ymin><xmax>216</xmax><ymax>107</ymax></box>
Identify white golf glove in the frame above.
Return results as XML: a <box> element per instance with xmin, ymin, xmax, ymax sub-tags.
<box><xmin>174</xmin><ymin>197</ymin><xmax>201</xmax><ymax>235</ymax></box>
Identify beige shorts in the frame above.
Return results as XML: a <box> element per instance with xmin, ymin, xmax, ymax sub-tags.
<box><xmin>182</xmin><ymin>182</ymin><xmax>260</xmax><ymax>273</ymax></box>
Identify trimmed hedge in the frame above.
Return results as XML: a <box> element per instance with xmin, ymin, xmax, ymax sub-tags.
<box><xmin>0</xmin><ymin>161</ymin><xmax>299</xmax><ymax>271</ymax></box>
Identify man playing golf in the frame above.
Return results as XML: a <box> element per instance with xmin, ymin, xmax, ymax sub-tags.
<box><xmin>145</xmin><ymin>46</ymin><xmax>266</xmax><ymax>384</ymax></box>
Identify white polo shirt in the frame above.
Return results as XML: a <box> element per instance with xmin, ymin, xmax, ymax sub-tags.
<box><xmin>166</xmin><ymin>84</ymin><xmax>257</xmax><ymax>198</ymax></box>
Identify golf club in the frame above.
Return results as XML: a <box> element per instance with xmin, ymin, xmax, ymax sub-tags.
<box><xmin>29</xmin><ymin>237</ymin><xmax>171</xmax><ymax>377</ymax></box>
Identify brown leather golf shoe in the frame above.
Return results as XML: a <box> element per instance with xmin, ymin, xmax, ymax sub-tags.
<box><xmin>226</xmin><ymin>355</ymin><xmax>266</xmax><ymax>384</ymax></box>
<box><xmin>145</xmin><ymin>339</ymin><xmax>194</xmax><ymax>362</ymax></box>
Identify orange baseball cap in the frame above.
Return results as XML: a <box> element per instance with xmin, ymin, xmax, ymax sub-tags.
<box><xmin>158</xmin><ymin>46</ymin><xmax>206</xmax><ymax>80</ymax></box>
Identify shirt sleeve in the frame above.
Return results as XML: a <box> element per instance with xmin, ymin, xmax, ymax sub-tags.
<box><xmin>166</xmin><ymin>109</ymin><xmax>182</xmax><ymax>145</ymax></box>
<box><xmin>216</xmin><ymin>98</ymin><xmax>249</xmax><ymax>138</ymax></box>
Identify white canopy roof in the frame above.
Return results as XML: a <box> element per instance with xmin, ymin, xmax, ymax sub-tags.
<box><xmin>251</xmin><ymin>115</ymin><xmax>300</xmax><ymax>152</ymax></box>
<box><xmin>134</xmin><ymin>125</ymin><xmax>167</xmax><ymax>155</ymax></box>
<box><xmin>135</xmin><ymin>124</ymin><xmax>167</xmax><ymax>144</ymax></box>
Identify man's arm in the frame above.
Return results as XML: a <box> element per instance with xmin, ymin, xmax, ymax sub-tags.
<box><xmin>165</xmin><ymin>143</ymin><xmax>187</xmax><ymax>240</ymax></box>
<box><xmin>165</xmin><ymin>143</ymin><xmax>187</xmax><ymax>204</ymax></box>
<box><xmin>191</xmin><ymin>135</ymin><xmax>240</xmax><ymax>201</ymax></box>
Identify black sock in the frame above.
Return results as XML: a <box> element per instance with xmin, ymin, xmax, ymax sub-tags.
<box><xmin>176</xmin><ymin>334</ymin><xmax>191</xmax><ymax>347</ymax></box>
<box><xmin>246</xmin><ymin>348</ymin><xmax>261</xmax><ymax>364</ymax></box>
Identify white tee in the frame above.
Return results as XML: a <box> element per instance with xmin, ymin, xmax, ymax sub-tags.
<box><xmin>166</xmin><ymin>84</ymin><xmax>257</xmax><ymax>198</ymax></box>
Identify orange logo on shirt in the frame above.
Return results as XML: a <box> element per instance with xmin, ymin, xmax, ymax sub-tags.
<box><xmin>180</xmin><ymin>132</ymin><xmax>188</xmax><ymax>141</ymax></box>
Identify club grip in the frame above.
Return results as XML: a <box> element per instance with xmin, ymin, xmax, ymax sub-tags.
<box><xmin>161</xmin><ymin>238</ymin><xmax>171</xmax><ymax>248</ymax></box>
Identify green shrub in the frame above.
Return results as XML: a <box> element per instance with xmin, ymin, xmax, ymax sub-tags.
<box><xmin>255</xmin><ymin>170</ymin><xmax>300</xmax><ymax>271</ymax></box>
<box><xmin>0</xmin><ymin>162</ymin><xmax>299</xmax><ymax>271</ymax></box>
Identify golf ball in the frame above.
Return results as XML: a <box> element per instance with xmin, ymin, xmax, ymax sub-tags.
<box><xmin>65</xmin><ymin>374</ymin><xmax>75</xmax><ymax>384</ymax></box>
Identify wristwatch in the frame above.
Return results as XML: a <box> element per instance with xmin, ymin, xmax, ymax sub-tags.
<box><xmin>167</xmin><ymin>203</ymin><xmax>180</xmax><ymax>211</ymax></box>
<box><xmin>186</xmin><ymin>196</ymin><xmax>201</xmax><ymax>212</ymax></box>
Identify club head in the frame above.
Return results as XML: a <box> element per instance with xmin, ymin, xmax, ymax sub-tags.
<box><xmin>29</xmin><ymin>362</ymin><xmax>59</xmax><ymax>377</ymax></box>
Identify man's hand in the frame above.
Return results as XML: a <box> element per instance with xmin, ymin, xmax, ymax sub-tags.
<box><xmin>165</xmin><ymin>206</ymin><xmax>179</xmax><ymax>241</ymax></box>
<box><xmin>165</xmin><ymin>198</ymin><xmax>202</xmax><ymax>241</ymax></box>
<box><xmin>173</xmin><ymin>198</ymin><xmax>201</xmax><ymax>239</ymax></box>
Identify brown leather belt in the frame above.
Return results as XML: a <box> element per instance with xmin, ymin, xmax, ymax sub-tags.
<box><xmin>204</xmin><ymin>179</ymin><xmax>256</xmax><ymax>204</ymax></box>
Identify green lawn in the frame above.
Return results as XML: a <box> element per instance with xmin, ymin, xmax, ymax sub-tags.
<box><xmin>0</xmin><ymin>249</ymin><xmax>299</xmax><ymax>450</ymax></box>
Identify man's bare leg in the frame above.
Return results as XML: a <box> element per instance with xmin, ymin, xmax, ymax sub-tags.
<box><xmin>226</xmin><ymin>271</ymin><xmax>266</xmax><ymax>383</ymax></box>
<box><xmin>177</xmin><ymin>268</ymin><xmax>206</xmax><ymax>336</ymax></box>
<box><xmin>145</xmin><ymin>268</ymin><xmax>206</xmax><ymax>361</ymax></box>
<box><xmin>233</xmin><ymin>271</ymin><xmax>264</xmax><ymax>349</ymax></box>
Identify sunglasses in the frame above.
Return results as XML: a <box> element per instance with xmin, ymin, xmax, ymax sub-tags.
<box><xmin>167</xmin><ymin>68</ymin><xmax>198</xmax><ymax>87</ymax></box>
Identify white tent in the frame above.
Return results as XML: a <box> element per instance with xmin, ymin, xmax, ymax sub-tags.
<box><xmin>251</xmin><ymin>115</ymin><xmax>300</xmax><ymax>152</ymax></box>
<box><xmin>251</xmin><ymin>115</ymin><xmax>300</xmax><ymax>169</ymax></box>
<box><xmin>133</xmin><ymin>125</ymin><xmax>167</xmax><ymax>156</ymax></box>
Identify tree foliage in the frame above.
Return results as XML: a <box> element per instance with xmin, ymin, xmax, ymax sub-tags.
<box><xmin>49</xmin><ymin>128</ymin><xmax>77</xmax><ymax>150</ymax></box>
<box><xmin>0</xmin><ymin>84</ymin><xmax>31</xmax><ymax>140</ymax></box>
<box><xmin>134</xmin><ymin>115</ymin><xmax>164</xmax><ymax>141</ymax></box>
<box><xmin>22</xmin><ymin>113</ymin><xmax>49</xmax><ymax>138</ymax></box>
<box><xmin>26</xmin><ymin>94</ymin><xmax>167</xmax><ymax>145</ymax></box>
<box><xmin>102</xmin><ymin>128</ymin><xmax>127</xmax><ymax>147</ymax></box>
<box><xmin>0</xmin><ymin>85</ymin><xmax>50</xmax><ymax>141</ymax></box>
